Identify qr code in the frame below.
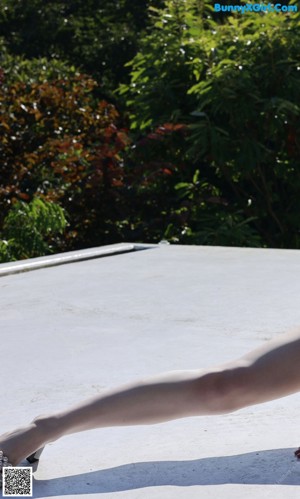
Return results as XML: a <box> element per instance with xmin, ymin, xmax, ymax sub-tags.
<box><xmin>2</xmin><ymin>467</ymin><xmax>33</xmax><ymax>497</ymax></box>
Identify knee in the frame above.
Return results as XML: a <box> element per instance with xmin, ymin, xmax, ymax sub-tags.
<box><xmin>194</xmin><ymin>363</ymin><xmax>253</xmax><ymax>414</ymax></box>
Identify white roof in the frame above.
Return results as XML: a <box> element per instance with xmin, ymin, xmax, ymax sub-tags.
<box><xmin>1</xmin><ymin>243</ymin><xmax>300</xmax><ymax>498</ymax></box>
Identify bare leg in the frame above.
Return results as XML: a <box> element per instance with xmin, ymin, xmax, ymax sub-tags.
<box><xmin>1</xmin><ymin>327</ymin><xmax>300</xmax><ymax>465</ymax></box>
<box><xmin>51</xmin><ymin>327</ymin><xmax>300</xmax><ymax>437</ymax></box>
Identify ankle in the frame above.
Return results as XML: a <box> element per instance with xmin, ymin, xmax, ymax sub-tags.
<box><xmin>32</xmin><ymin>413</ymin><xmax>62</xmax><ymax>444</ymax></box>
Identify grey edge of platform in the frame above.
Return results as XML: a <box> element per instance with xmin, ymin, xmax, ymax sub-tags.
<box><xmin>0</xmin><ymin>242</ymin><xmax>156</xmax><ymax>277</ymax></box>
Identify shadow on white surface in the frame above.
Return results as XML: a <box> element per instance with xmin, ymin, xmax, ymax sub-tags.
<box><xmin>31</xmin><ymin>448</ymin><xmax>300</xmax><ymax>497</ymax></box>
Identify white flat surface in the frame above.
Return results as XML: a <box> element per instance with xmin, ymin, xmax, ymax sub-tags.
<box><xmin>1</xmin><ymin>243</ymin><xmax>300</xmax><ymax>498</ymax></box>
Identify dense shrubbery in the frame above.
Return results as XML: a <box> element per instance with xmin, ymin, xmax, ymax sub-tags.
<box><xmin>0</xmin><ymin>0</ymin><xmax>164</xmax><ymax>99</ymax></box>
<box><xmin>0</xmin><ymin>68</ymin><xmax>130</xmax><ymax>254</ymax></box>
<box><xmin>0</xmin><ymin>198</ymin><xmax>67</xmax><ymax>262</ymax></box>
<box><xmin>1</xmin><ymin>0</ymin><xmax>300</xmax><ymax>261</ymax></box>
<box><xmin>120</xmin><ymin>0</ymin><xmax>300</xmax><ymax>248</ymax></box>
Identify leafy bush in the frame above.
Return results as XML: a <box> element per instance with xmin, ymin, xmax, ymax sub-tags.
<box><xmin>120</xmin><ymin>122</ymin><xmax>192</xmax><ymax>242</ymax></box>
<box><xmin>120</xmin><ymin>0</ymin><xmax>300</xmax><ymax>248</ymax></box>
<box><xmin>0</xmin><ymin>0</ymin><xmax>165</xmax><ymax>98</ymax></box>
<box><xmin>0</xmin><ymin>70</ymin><xmax>130</xmax><ymax>250</ymax></box>
<box><xmin>0</xmin><ymin>198</ymin><xmax>67</xmax><ymax>262</ymax></box>
<box><xmin>0</xmin><ymin>37</ymin><xmax>77</xmax><ymax>86</ymax></box>
<box><xmin>1</xmin><ymin>0</ymin><xmax>300</xmax><ymax>256</ymax></box>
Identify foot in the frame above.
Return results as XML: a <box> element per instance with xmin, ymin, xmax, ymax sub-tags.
<box><xmin>0</xmin><ymin>415</ymin><xmax>57</xmax><ymax>466</ymax></box>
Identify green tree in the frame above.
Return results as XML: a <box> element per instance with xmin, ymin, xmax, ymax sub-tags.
<box><xmin>0</xmin><ymin>0</ymin><xmax>165</xmax><ymax>98</ymax></box>
<box><xmin>120</xmin><ymin>0</ymin><xmax>300</xmax><ymax>248</ymax></box>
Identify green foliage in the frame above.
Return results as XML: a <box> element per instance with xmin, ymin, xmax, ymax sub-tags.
<box><xmin>120</xmin><ymin>0</ymin><xmax>300</xmax><ymax>248</ymax></box>
<box><xmin>118</xmin><ymin>0</ymin><xmax>233</xmax><ymax>129</ymax></box>
<box><xmin>0</xmin><ymin>198</ymin><xmax>67</xmax><ymax>262</ymax></box>
<box><xmin>168</xmin><ymin>173</ymin><xmax>262</xmax><ymax>246</ymax></box>
<box><xmin>0</xmin><ymin>37</ymin><xmax>77</xmax><ymax>87</ymax></box>
<box><xmin>1</xmin><ymin>0</ymin><xmax>300</xmax><ymax>257</ymax></box>
<box><xmin>0</xmin><ymin>0</ymin><xmax>165</xmax><ymax>97</ymax></box>
<box><xmin>0</xmin><ymin>71</ymin><xmax>130</xmax><ymax>251</ymax></box>
<box><xmin>121</xmin><ymin>122</ymin><xmax>192</xmax><ymax>242</ymax></box>
<box><xmin>119</xmin><ymin>0</ymin><xmax>201</xmax><ymax>129</ymax></box>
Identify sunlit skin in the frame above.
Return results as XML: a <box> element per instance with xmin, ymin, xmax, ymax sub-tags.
<box><xmin>1</xmin><ymin>327</ymin><xmax>300</xmax><ymax>468</ymax></box>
